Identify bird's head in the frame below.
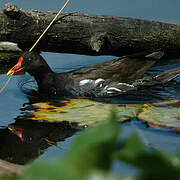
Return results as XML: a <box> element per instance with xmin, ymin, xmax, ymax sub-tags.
<box><xmin>7</xmin><ymin>52</ymin><xmax>51</xmax><ymax>76</ymax></box>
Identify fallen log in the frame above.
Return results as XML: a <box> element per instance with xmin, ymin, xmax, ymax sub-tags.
<box><xmin>0</xmin><ymin>3</ymin><xmax>180</xmax><ymax>57</ymax></box>
<box><xmin>0</xmin><ymin>42</ymin><xmax>22</xmax><ymax>62</ymax></box>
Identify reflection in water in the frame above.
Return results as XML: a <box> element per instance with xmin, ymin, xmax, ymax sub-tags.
<box><xmin>0</xmin><ymin>120</ymin><xmax>78</xmax><ymax>165</ymax></box>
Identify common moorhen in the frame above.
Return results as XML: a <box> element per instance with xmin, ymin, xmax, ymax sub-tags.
<box><xmin>7</xmin><ymin>52</ymin><xmax>180</xmax><ymax>98</ymax></box>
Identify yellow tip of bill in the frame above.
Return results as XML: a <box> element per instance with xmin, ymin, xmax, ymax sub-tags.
<box><xmin>7</xmin><ymin>70</ymin><xmax>14</xmax><ymax>76</ymax></box>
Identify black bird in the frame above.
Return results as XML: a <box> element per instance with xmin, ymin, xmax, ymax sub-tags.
<box><xmin>7</xmin><ymin>51</ymin><xmax>180</xmax><ymax>98</ymax></box>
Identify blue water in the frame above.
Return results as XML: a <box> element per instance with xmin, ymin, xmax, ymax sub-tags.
<box><xmin>0</xmin><ymin>0</ymin><xmax>180</xmax><ymax>174</ymax></box>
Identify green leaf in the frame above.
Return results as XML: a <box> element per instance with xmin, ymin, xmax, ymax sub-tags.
<box><xmin>138</xmin><ymin>100</ymin><xmax>180</xmax><ymax>132</ymax></box>
<box><xmin>87</xmin><ymin>171</ymin><xmax>131</xmax><ymax>180</ymax></box>
<box><xmin>58</xmin><ymin>117</ymin><xmax>120</xmax><ymax>176</ymax></box>
<box><xmin>21</xmin><ymin>99</ymin><xmax>141</xmax><ymax>127</ymax></box>
<box><xmin>116</xmin><ymin>133</ymin><xmax>147</xmax><ymax>166</ymax></box>
<box><xmin>116</xmin><ymin>132</ymin><xmax>180</xmax><ymax>180</ymax></box>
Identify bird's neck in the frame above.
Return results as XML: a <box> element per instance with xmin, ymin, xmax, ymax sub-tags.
<box><xmin>29</xmin><ymin>66</ymin><xmax>54</xmax><ymax>87</ymax></box>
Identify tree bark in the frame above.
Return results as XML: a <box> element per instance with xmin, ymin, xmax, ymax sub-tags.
<box><xmin>1</xmin><ymin>3</ymin><xmax>180</xmax><ymax>57</ymax></box>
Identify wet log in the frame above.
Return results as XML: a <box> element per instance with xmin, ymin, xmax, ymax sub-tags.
<box><xmin>1</xmin><ymin>3</ymin><xmax>180</xmax><ymax>57</ymax></box>
<box><xmin>0</xmin><ymin>42</ymin><xmax>22</xmax><ymax>62</ymax></box>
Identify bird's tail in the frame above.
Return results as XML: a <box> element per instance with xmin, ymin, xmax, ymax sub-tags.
<box><xmin>133</xmin><ymin>67</ymin><xmax>180</xmax><ymax>87</ymax></box>
<box><xmin>153</xmin><ymin>67</ymin><xmax>180</xmax><ymax>83</ymax></box>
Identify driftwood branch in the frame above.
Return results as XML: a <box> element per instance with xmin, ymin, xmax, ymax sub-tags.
<box><xmin>1</xmin><ymin>3</ymin><xmax>180</xmax><ymax>57</ymax></box>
